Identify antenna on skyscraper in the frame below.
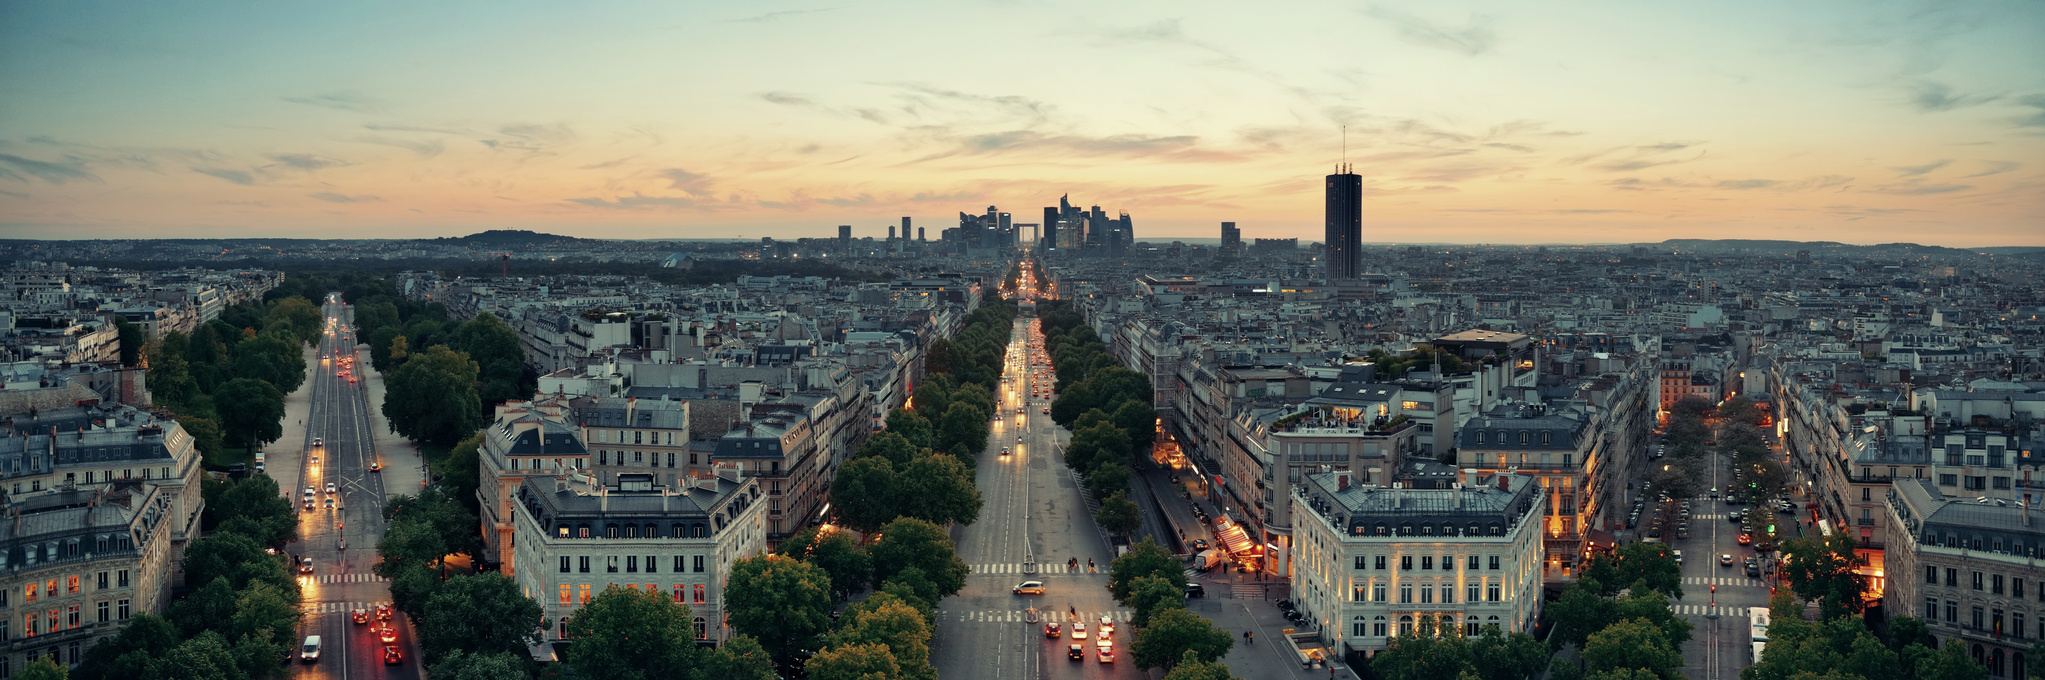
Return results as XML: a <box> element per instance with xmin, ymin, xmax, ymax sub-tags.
<box><xmin>1342</xmin><ymin>125</ymin><xmax>1346</xmax><ymax>171</ymax></box>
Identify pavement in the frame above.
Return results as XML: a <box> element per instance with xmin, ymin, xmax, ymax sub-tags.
<box><xmin>929</xmin><ymin>297</ymin><xmax>1352</xmax><ymax>680</ymax></box>
<box><xmin>284</xmin><ymin>295</ymin><xmax>422</xmax><ymax>680</ymax></box>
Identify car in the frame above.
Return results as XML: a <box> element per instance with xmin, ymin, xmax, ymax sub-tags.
<box><xmin>1192</xmin><ymin>538</ymin><xmax>1209</xmax><ymax>551</ymax></box>
<box><xmin>1671</xmin><ymin>550</ymin><xmax>1683</xmax><ymax>564</ymax></box>
<box><xmin>1072</xmin><ymin>623</ymin><xmax>1087</xmax><ymax>639</ymax></box>
<box><xmin>312</xmin><ymin>438</ymin><xmax>322</xmax><ymax>447</ymax></box>
<box><xmin>1184</xmin><ymin>583</ymin><xmax>1206</xmax><ymax>598</ymax></box>
<box><xmin>352</xmin><ymin>609</ymin><xmax>369</xmax><ymax>624</ymax></box>
<box><xmin>323</xmin><ymin>497</ymin><xmax>335</xmax><ymax>508</ymax></box>
<box><xmin>383</xmin><ymin>645</ymin><xmax>403</xmax><ymax>665</ymax></box>
<box><xmin>1000</xmin><ymin>447</ymin><xmax>1010</xmax><ymax>457</ymax></box>
<box><xmin>378</xmin><ymin>625</ymin><xmax>398</xmax><ymax>643</ymax></box>
<box><xmin>305</xmin><ymin>486</ymin><xmax>317</xmax><ymax>498</ymax></box>
<box><xmin>310</xmin><ymin>455</ymin><xmax>319</xmax><ymax>465</ymax></box>
<box><xmin>376</xmin><ymin>604</ymin><xmax>392</xmax><ymax>621</ymax></box>
<box><xmin>1720</xmin><ymin>554</ymin><xmax>1735</xmax><ymax>567</ymax></box>
<box><xmin>304</xmin><ymin>497</ymin><xmax>315</xmax><ymax>511</ymax></box>
<box><xmin>1100</xmin><ymin>616</ymin><xmax>1114</xmax><ymax>635</ymax></box>
<box><xmin>1745</xmin><ymin>558</ymin><xmax>1762</xmax><ymax>578</ymax></box>
<box><xmin>1045</xmin><ymin>623</ymin><xmax>1062</xmax><ymax>638</ymax></box>
<box><xmin>1013</xmin><ymin>581</ymin><xmax>1045</xmax><ymax>595</ymax></box>
<box><xmin>1737</xmin><ymin>533</ymin><xmax>1753</xmax><ymax>545</ymax></box>
<box><xmin>299</xmin><ymin>558</ymin><xmax>314</xmax><ymax>574</ymax></box>
<box><xmin>1098</xmin><ymin>646</ymin><xmax>1115</xmax><ymax>663</ymax></box>
<box><xmin>369</xmin><ymin>461</ymin><xmax>382</xmax><ymax>471</ymax></box>
<box><xmin>325</xmin><ymin>482</ymin><xmax>337</xmax><ymax>495</ymax></box>
<box><xmin>1042</xmin><ymin>406</ymin><xmax>1050</xmax><ymax>414</ymax></box>
<box><xmin>301</xmin><ymin>635</ymin><xmax>322</xmax><ymax>663</ymax></box>
<box><xmin>1068</xmin><ymin>644</ymin><xmax>1085</xmax><ymax>660</ymax></box>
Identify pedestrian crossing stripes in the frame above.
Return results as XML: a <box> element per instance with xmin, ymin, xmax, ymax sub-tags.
<box><xmin>306</xmin><ymin>601</ymin><xmax>392</xmax><ymax>614</ymax></box>
<box><xmin>1693</xmin><ymin>514</ymin><xmax>1727</xmax><ymax>519</ymax></box>
<box><xmin>1672</xmin><ymin>604</ymin><xmax>1744</xmax><ymax>617</ymax></box>
<box><xmin>940</xmin><ymin>609</ymin><xmax>1133</xmax><ymax>624</ymax></box>
<box><xmin>1682</xmin><ymin>576</ymin><xmax>1762</xmax><ymax>587</ymax></box>
<box><xmin>311</xmin><ymin>573</ymin><xmax>390</xmax><ymax>584</ymax></box>
<box><xmin>970</xmin><ymin>563</ymin><xmax>1099</xmax><ymax>575</ymax></box>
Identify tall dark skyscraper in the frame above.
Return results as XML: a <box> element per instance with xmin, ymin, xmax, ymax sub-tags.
<box><xmin>1220</xmin><ymin>221</ymin><xmax>1240</xmax><ymax>253</ymax></box>
<box><xmin>1042</xmin><ymin>206</ymin><xmax>1058</xmax><ymax>249</ymax></box>
<box><xmin>1324</xmin><ymin>166</ymin><xmax>1362</xmax><ymax>280</ymax></box>
<box><xmin>838</xmin><ymin>224</ymin><xmax>851</xmax><ymax>244</ymax></box>
<box><xmin>917</xmin><ymin>226</ymin><xmax>925</xmax><ymax>242</ymax></box>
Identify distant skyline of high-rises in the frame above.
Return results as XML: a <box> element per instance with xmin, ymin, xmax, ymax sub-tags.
<box><xmin>1</xmin><ymin>2</ymin><xmax>2039</xmax><ymax>246</ymax></box>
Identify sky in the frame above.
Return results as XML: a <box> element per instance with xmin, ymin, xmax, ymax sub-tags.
<box><xmin>1</xmin><ymin>1</ymin><xmax>2042</xmax><ymax>246</ymax></box>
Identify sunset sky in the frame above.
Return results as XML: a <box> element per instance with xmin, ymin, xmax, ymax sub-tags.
<box><xmin>2</xmin><ymin>1</ymin><xmax>2040</xmax><ymax>245</ymax></box>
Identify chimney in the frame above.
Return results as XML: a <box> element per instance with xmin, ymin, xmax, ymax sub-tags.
<box><xmin>1498</xmin><ymin>475</ymin><xmax>1510</xmax><ymax>492</ymax></box>
<box><xmin>555</xmin><ymin>475</ymin><xmax>568</xmax><ymax>493</ymax></box>
<box><xmin>1454</xmin><ymin>483</ymin><xmax>1464</xmax><ymax>508</ymax></box>
<box><xmin>715</xmin><ymin>461</ymin><xmax>742</xmax><ymax>483</ymax></box>
<box><xmin>1337</xmin><ymin>471</ymin><xmax>1350</xmax><ymax>491</ymax></box>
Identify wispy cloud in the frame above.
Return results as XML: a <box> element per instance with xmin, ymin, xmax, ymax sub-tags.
<box><xmin>1909</xmin><ymin>81</ymin><xmax>1998</xmax><ymax>112</ymax></box>
<box><xmin>659</xmin><ymin>169</ymin><xmax>716</xmax><ymax>196</ymax></box>
<box><xmin>0</xmin><ymin>153</ymin><xmax>98</xmax><ymax>184</ymax></box>
<box><xmin>191</xmin><ymin>167</ymin><xmax>255</xmax><ymax>185</ymax></box>
<box><xmin>1963</xmin><ymin>160</ymin><xmax>2021</xmax><ymax>178</ymax></box>
<box><xmin>721</xmin><ymin>7</ymin><xmax>839</xmax><ymax>23</ymax></box>
<box><xmin>1894</xmin><ymin>160</ymin><xmax>1951</xmax><ymax>176</ymax></box>
<box><xmin>1362</xmin><ymin>7</ymin><xmax>1497</xmax><ymax>56</ymax></box>
<box><xmin>308</xmin><ymin>192</ymin><xmax>379</xmax><ymax>203</ymax></box>
<box><xmin>481</xmin><ymin>123</ymin><xmax>575</xmax><ymax>154</ymax></box>
<box><xmin>283</xmin><ymin>93</ymin><xmax>383</xmax><ymax>113</ymax></box>
<box><xmin>1871</xmin><ymin>181</ymin><xmax>1971</xmax><ymax>195</ymax></box>
<box><xmin>267</xmin><ymin>153</ymin><xmax>349</xmax><ymax>171</ymax></box>
<box><xmin>568</xmin><ymin>194</ymin><xmax>706</xmax><ymax>210</ymax></box>
<box><xmin>2016</xmin><ymin>94</ymin><xmax>2045</xmax><ymax>127</ymax></box>
<box><xmin>348</xmin><ymin>136</ymin><xmax>444</xmax><ymax>157</ymax></box>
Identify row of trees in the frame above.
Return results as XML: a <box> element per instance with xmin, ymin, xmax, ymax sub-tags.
<box><xmin>830</xmin><ymin>409</ymin><xmax>984</xmax><ymax>534</ymax></box>
<box><xmin>1742</xmin><ymin>589</ymin><xmax>1989</xmax><ymax>680</ymax></box>
<box><xmin>144</xmin><ymin>294</ymin><xmax>326</xmax><ymax>463</ymax></box>
<box><xmin>1038</xmin><ymin>301</ymin><xmax>1151</xmax><ymax>538</ymax></box>
<box><xmin>1541</xmin><ymin>543</ymin><xmax>1688</xmax><ymax>680</ymax></box>
<box><xmin>1101</xmin><ymin>539</ymin><xmax>1247</xmax><ymax>675</ymax></box>
<box><xmin>73</xmin><ymin>475</ymin><xmax>305</xmax><ymax>680</ymax></box>
<box><xmin>746</xmin><ymin>518</ymin><xmax>971</xmax><ymax>677</ymax></box>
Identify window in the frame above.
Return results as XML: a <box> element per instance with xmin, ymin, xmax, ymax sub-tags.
<box><xmin>1475</xmin><ymin>432</ymin><xmax>1487</xmax><ymax>445</ymax></box>
<box><xmin>1975</xmin><ymin>571</ymin><xmax>1984</xmax><ymax>591</ymax></box>
<box><xmin>608</xmin><ymin>556</ymin><xmax>620</xmax><ymax>573</ymax></box>
<box><xmin>1974</xmin><ymin>606</ymin><xmax>1985</xmax><ymax>630</ymax></box>
<box><xmin>1374</xmin><ymin>616</ymin><xmax>1388</xmax><ymax>637</ymax></box>
<box><xmin>579</xmin><ymin>556</ymin><xmax>591</xmax><ymax>573</ymax></box>
<box><xmin>96</xmin><ymin>601</ymin><xmax>108</xmax><ymax>623</ymax></box>
<box><xmin>695</xmin><ymin>617</ymin><xmax>708</xmax><ymax>640</ymax></box>
<box><xmin>693</xmin><ymin>585</ymin><xmax>706</xmax><ymax>603</ymax></box>
<box><xmin>694</xmin><ymin>556</ymin><xmax>705</xmax><ymax>573</ymax></box>
<box><xmin>560</xmin><ymin>557</ymin><xmax>571</xmax><ymax>573</ymax></box>
<box><xmin>67</xmin><ymin>605</ymin><xmax>77</xmax><ymax>628</ymax></box>
<box><xmin>1487</xmin><ymin>584</ymin><xmax>1501</xmax><ymax>602</ymax></box>
<box><xmin>1948</xmin><ymin>568</ymin><xmax>1958</xmax><ymax>587</ymax></box>
<box><xmin>674</xmin><ymin>556</ymin><xmax>686</xmax><ymax>572</ymax></box>
<box><xmin>117</xmin><ymin>599</ymin><xmax>128</xmax><ymax>620</ymax></box>
<box><xmin>1940</xmin><ymin>474</ymin><xmax>1958</xmax><ymax>486</ymax></box>
<box><xmin>1420</xmin><ymin>586</ymin><xmax>1433</xmax><ymax>604</ymax></box>
<box><xmin>1469</xmin><ymin>585</ymin><xmax>1481</xmax><ymax>603</ymax></box>
<box><xmin>626</xmin><ymin>556</ymin><xmax>638</xmax><ymax>573</ymax></box>
<box><xmin>1441</xmin><ymin>585</ymin><xmax>1454</xmax><ymax>603</ymax></box>
<box><xmin>1467</xmin><ymin>555</ymin><xmax>1479</xmax><ymax>569</ymax></box>
<box><xmin>1926</xmin><ymin>598</ymin><xmax>1938</xmax><ymax>620</ymax></box>
<box><xmin>1401</xmin><ymin>556</ymin><xmax>1412</xmax><ymax>570</ymax></box>
<box><xmin>1354</xmin><ymin>617</ymin><xmax>1368</xmax><ymax>636</ymax></box>
<box><xmin>645</xmin><ymin>556</ymin><xmax>657</xmax><ymax>574</ymax></box>
<box><xmin>1421</xmin><ymin>556</ymin><xmax>1434</xmax><ymax>570</ymax></box>
<box><xmin>2017</xmin><ymin>579</ymin><xmax>2026</xmax><ymax>599</ymax></box>
<box><xmin>1946</xmin><ymin>601</ymin><xmax>1957</xmax><ymax>623</ymax></box>
<box><xmin>96</xmin><ymin>572</ymin><xmax>107</xmax><ymax>590</ymax></box>
<box><xmin>560</xmin><ymin>585</ymin><xmax>571</xmax><ymax>605</ymax></box>
<box><xmin>1372</xmin><ymin>584</ymin><xmax>1385</xmax><ymax>602</ymax></box>
<box><xmin>1489</xmin><ymin>556</ymin><xmax>1501</xmax><ymax>570</ymax></box>
<box><xmin>1355</xmin><ymin>556</ymin><xmax>1367</xmax><ymax>570</ymax></box>
<box><xmin>673</xmin><ymin>585</ymin><xmax>685</xmax><ymax>603</ymax></box>
<box><xmin>1375</xmin><ymin>556</ymin><xmax>1387</xmax><ymax>570</ymax></box>
<box><xmin>1466</xmin><ymin>621</ymin><xmax>1481</xmax><ymax>636</ymax></box>
<box><xmin>1928</xmin><ymin>565</ymin><xmax>1939</xmax><ymax>583</ymax></box>
<box><xmin>1995</xmin><ymin>575</ymin><xmax>2005</xmax><ymax>595</ymax></box>
<box><xmin>580</xmin><ymin>585</ymin><xmax>593</xmax><ymax>603</ymax></box>
<box><xmin>1399</xmin><ymin>585</ymin><xmax>1412</xmax><ymax>604</ymax></box>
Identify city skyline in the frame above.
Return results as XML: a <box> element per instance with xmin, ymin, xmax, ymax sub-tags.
<box><xmin>3</xmin><ymin>1</ymin><xmax>2042</xmax><ymax>246</ymax></box>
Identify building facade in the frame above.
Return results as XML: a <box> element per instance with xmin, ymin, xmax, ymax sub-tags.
<box><xmin>1886</xmin><ymin>477</ymin><xmax>2043</xmax><ymax>679</ymax></box>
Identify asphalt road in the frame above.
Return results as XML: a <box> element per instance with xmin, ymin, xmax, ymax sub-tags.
<box><xmin>1671</xmin><ymin>446</ymin><xmax>1776</xmax><ymax>680</ymax></box>
<box><xmin>288</xmin><ymin>295</ymin><xmax>420</xmax><ymax>680</ymax></box>
<box><xmin>932</xmin><ymin>272</ymin><xmax>1143</xmax><ymax>679</ymax></box>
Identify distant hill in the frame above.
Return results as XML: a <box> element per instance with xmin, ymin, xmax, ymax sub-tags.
<box><xmin>1642</xmin><ymin>239</ymin><xmax>2043</xmax><ymax>256</ymax></box>
<box><xmin>416</xmin><ymin>229</ymin><xmax>603</xmax><ymax>247</ymax></box>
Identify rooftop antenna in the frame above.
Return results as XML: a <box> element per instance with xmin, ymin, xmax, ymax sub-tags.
<box><xmin>1342</xmin><ymin>125</ymin><xmax>1347</xmax><ymax>173</ymax></box>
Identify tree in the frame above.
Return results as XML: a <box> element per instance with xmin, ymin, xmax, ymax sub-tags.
<box><xmin>387</xmin><ymin>563</ymin><xmax>439</xmax><ymax>620</ymax></box>
<box><xmin>1095</xmin><ymin>490</ymin><xmax>1142</xmax><ymax>537</ymax></box>
<box><xmin>1581</xmin><ymin>618</ymin><xmax>1683</xmax><ymax>680</ymax></box>
<box><xmin>885</xmin><ymin>408</ymin><xmax>935</xmax><ymax>451</ymax></box>
<box><xmin>877</xmin><ymin>567</ymin><xmax>941</xmax><ymax>622</ymax></box>
<box><xmin>1546</xmin><ymin>581</ymin><xmax>1618</xmax><ymax>651</ymax></box>
<box><xmin>369</xmin><ymin>326</ymin><xmax>404</xmax><ymax>372</ymax></box>
<box><xmin>565</xmin><ymin>586</ymin><xmax>699</xmax><ymax>680</ymax></box>
<box><xmin>855</xmin><ymin>431</ymin><xmax>921</xmax><ymax>469</ymax></box>
<box><xmin>231</xmin><ymin>332</ymin><xmax>305</xmax><ymax>393</ymax></box>
<box><xmin>212</xmin><ymin>378</ymin><xmax>285</xmax><ymax>453</ymax></box>
<box><xmin>1127</xmin><ymin>575</ymin><xmax>1187</xmax><ymax>628</ymax></box>
<box><xmin>113</xmin><ymin>317</ymin><xmax>144</xmax><ymax>367</ymax></box>
<box><xmin>456</xmin><ymin>312</ymin><xmax>530</xmax><ymax>404</ymax></box>
<box><xmin>776</xmin><ymin>526</ymin><xmax>873</xmax><ymax>601</ymax></box>
<box><xmin>1468</xmin><ymin>627</ymin><xmax>1552</xmax><ymax>680</ymax></box>
<box><xmin>828</xmin><ymin>456</ymin><xmax>898</xmax><ymax>534</ymax></box>
<box><xmin>75</xmin><ymin>614</ymin><xmax>181</xmax><ymax>680</ymax></box>
<box><xmin>183</xmin><ymin>532</ymin><xmax>292</xmax><ymax>594</ymax></box>
<box><xmin>263</xmin><ymin>296</ymin><xmax>324</xmax><ymax>345</ymax></box>
<box><xmin>417</xmin><ymin>572</ymin><xmax>544</xmax><ymax>665</ymax></box>
<box><xmin>384</xmin><ymin>486</ymin><xmax>484</xmax><ymax>563</ymax></box>
<box><xmin>897</xmin><ymin>453</ymin><xmax>981</xmax><ymax>526</ymax></box>
<box><xmin>375</xmin><ymin>516</ymin><xmax>450</xmax><ymax>585</ymax></box>
<box><xmin>1916</xmin><ymin>639</ymin><xmax>1988</xmax><ymax>680</ymax></box>
<box><xmin>1112</xmin><ymin>399</ymin><xmax>1158</xmax><ymax>452</ymax></box>
<box><xmin>1109</xmin><ymin>537</ymin><xmax>1186</xmax><ymax>603</ymax></box>
<box><xmin>1606</xmin><ymin>542</ymin><xmax>1684</xmax><ymax>600</ymax></box>
<box><xmin>1612</xmin><ymin>587</ymin><xmax>1692</xmax><ymax>649</ymax></box>
<box><xmin>726</xmin><ymin>554</ymin><xmax>835</xmax><ymax>663</ymax></box>
<box><xmin>204</xmin><ymin>474</ymin><xmax>297</xmax><ymax>546</ymax></box>
<box><xmin>19</xmin><ymin>655</ymin><xmax>68</xmax><ymax>680</ymax></box>
<box><xmin>431</xmin><ymin>651</ymin><xmax>533</xmax><ymax>680</ymax></box>
<box><xmin>146</xmin><ymin>334</ymin><xmax>198</xmax><ymax>406</ymax></box>
<box><xmin>148</xmin><ymin>631</ymin><xmax>239</xmax><ymax>680</ymax></box>
<box><xmin>1373</xmin><ymin>615</ymin><xmax>1474</xmax><ymax>680</ymax></box>
<box><xmin>1132</xmin><ymin>608</ymin><xmax>1234</xmax><ymax>670</ymax></box>
<box><xmin>936</xmin><ymin>402</ymin><xmax>988</xmax><ymax>458</ymax></box>
<box><xmin>868</xmin><ymin>517</ymin><xmax>969</xmax><ymax>597</ymax></box>
<box><xmin>436</xmin><ymin>431</ymin><xmax>486</xmax><ymax>513</ymax></box>
<box><xmin>227</xmin><ymin>579</ymin><xmax>302</xmax><ymax>663</ymax></box>
<box><xmin>1781</xmin><ymin>533</ymin><xmax>1867</xmax><ymax>619</ymax></box>
<box><xmin>382</xmin><ymin>344</ymin><xmax>484</xmax><ymax>447</ymax></box>
<box><xmin>176</xmin><ymin>415</ymin><xmax>226</xmax><ymax>464</ymax></box>
<box><xmin>804</xmin><ymin>642</ymin><xmax>901</xmax><ymax>680</ymax></box>
<box><xmin>693</xmin><ymin>635</ymin><xmax>778</xmax><ymax>680</ymax></box>
<box><xmin>1162</xmin><ymin>653</ymin><xmax>1239</xmax><ymax>680</ymax></box>
<box><xmin>823</xmin><ymin>596</ymin><xmax>935</xmax><ymax>680</ymax></box>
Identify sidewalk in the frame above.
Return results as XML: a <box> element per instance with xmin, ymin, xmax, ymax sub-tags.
<box><xmin>260</xmin><ymin>345</ymin><xmax>318</xmax><ymax>498</ymax></box>
<box><xmin>356</xmin><ymin>342</ymin><xmax>427</xmax><ymax>500</ymax></box>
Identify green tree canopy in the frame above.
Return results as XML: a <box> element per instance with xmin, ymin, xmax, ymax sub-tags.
<box><xmin>1161</xmin><ymin>652</ymin><xmax>1239</xmax><ymax>680</ymax></box>
<box><xmin>776</xmin><ymin>526</ymin><xmax>873</xmax><ymax>601</ymax></box>
<box><xmin>456</xmin><ymin>312</ymin><xmax>530</xmax><ymax>403</ymax></box>
<box><xmin>868</xmin><ymin>517</ymin><xmax>969</xmax><ymax>597</ymax></box>
<box><xmin>897</xmin><ymin>452</ymin><xmax>981</xmax><ymax>526</ymax></box>
<box><xmin>1095</xmin><ymin>490</ymin><xmax>1142</xmax><ymax>537</ymax></box>
<box><xmin>1780</xmin><ymin>534</ymin><xmax>1868</xmax><ymax>620</ymax></box>
<box><xmin>804</xmin><ymin>642</ymin><xmax>901</xmax><ymax>680</ymax></box>
<box><xmin>726</xmin><ymin>554</ymin><xmax>835</xmax><ymax>663</ymax></box>
<box><xmin>430</xmin><ymin>651</ymin><xmax>533</xmax><ymax>680</ymax></box>
<box><xmin>1109</xmin><ymin>537</ymin><xmax>1186</xmax><ymax>603</ymax></box>
<box><xmin>417</xmin><ymin>572</ymin><xmax>544</xmax><ymax>665</ymax></box>
<box><xmin>828</xmin><ymin>456</ymin><xmax>899</xmax><ymax>534</ymax></box>
<box><xmin>884</xmin><ymin>408</ymin><xmax>935</xmax><ymax>451</ymax></box>
<box><xmin>1581</xmin><ymin>618</ymin><xmax>1683</xmax><ymax>680</ymax></box>
<box><xmin>823</xmin><ymin>596</ymin><xmax>935</xmax><ymax>680</ymax></box>
<box><xmin>382</xmin><ymin>344</ymin><xmax>484</xmax><ymax>447</ymax></box>
<box><xmin>212</xmin><ymin>378</ymin><xmax>285</xmax><ymax>453</ymax></box>
<box><xmin>565</xmin><ymin>586</ymin><xmax>700</xmax><ymax>680</ymax></box>
<box><xmin>1127</xmin><ymin>574</ymin><xmax>1188</xmax><ymax>628</ymax></box>
<box><xmin>1131</xmin><ymin>608</ymin><xmax>1234</xmax><ymax>670</ymax></box>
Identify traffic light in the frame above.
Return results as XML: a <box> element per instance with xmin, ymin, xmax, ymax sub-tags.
<box><xmin>1767</xmin><ymin>525</ymin><xmax>1775</xmax><ymax>534</ymax></box>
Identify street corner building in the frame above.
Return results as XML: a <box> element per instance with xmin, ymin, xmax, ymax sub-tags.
<box><xmin>510</xmin><ymin>466</ymin><xmax>766</xmax><ymax>648</ymax></box>
<box><xmin>0</xmin><ymin>404</ymin><xmax>206</xmax><ymax>673</ymax></box>
<box><xmin>1289</xmin><ymin>470</ymin><xmax>1546</xmax><ymax>660</ymax></box>
<box><xmin>1886</xmin><ymin>476</ymin><xmax>2045</xmax><ymax>678</ymax></box>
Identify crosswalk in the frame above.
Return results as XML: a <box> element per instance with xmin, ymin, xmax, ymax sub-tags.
<box><xmin>1683</xmin><ymin>576</ymin><xmax>1763</xmax><ymax>587</ymax></box>
<box><xmin>306</xmin><ymin>600</ymin><xmax>392</xmax><ymax>614</ymax></box>
<box><xmin>971</xmin><ymin>563</ymin><xmax>1100</xmax><ymax>575</ymax></box>
<box><xmin>310</xmin><ymin>573</ymin><xmax>390</xmax><ymax>584</ymax></box>
<box><xmin>1672</xmin><ymin>604</ymin><xmax>1745</xmax><ymax>617</ymax></box>
<box><xmin>942</xmin><ymin>609</ymin><xmax>1133</xmax><ymax>624</ymax></box>
<box><xmin>1693</xmin><ymin>514</ymin><xmax>1728</xmax><ymax>520</ymax></box>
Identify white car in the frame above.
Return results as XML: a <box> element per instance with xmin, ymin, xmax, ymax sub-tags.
<box><xmin>325</xmin><ymin>482</ymin><xmax>337</xmax><ymax>495</ymax></box>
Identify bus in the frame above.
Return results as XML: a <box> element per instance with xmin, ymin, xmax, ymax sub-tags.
<box><xmin>1749</xmin><ymin>607</ymin><xmax>1771</xmax><ymax>661</ymax></box>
